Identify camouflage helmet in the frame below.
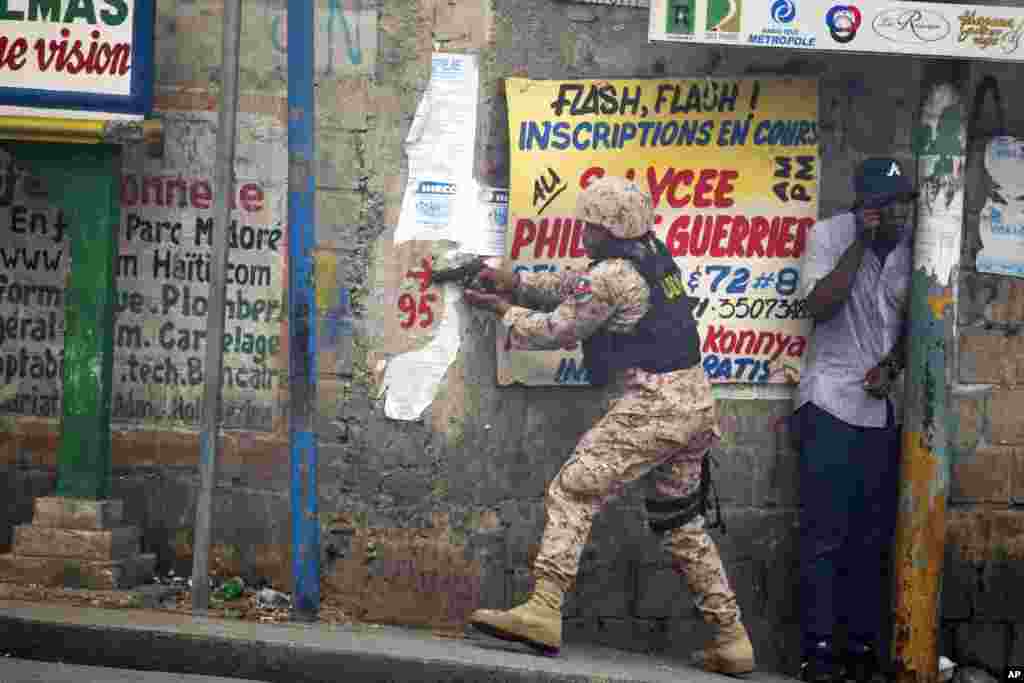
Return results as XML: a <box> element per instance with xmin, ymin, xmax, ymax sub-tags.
<box><xmin>575</xmin><ymin>175</ymin><xmax>654</xmax><ymax>240</ymax></box>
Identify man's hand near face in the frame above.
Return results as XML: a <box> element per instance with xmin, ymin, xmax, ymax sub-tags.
<box><xmin>863</xmin><ymin>364</ymin><xmax>894</xmax><ymax>399</ymax></box>
<box><xmin>857</xmin><ymin>207</ymin><xmax>882</xmax><ymax>244</ymax></box>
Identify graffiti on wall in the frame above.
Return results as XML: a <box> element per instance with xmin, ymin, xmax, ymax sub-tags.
<box><xmin>268</xmin><ymin>0</ymin><xmax>377</xmax><ymax>77</ymax></box>
<box><xmin>0</xmin><ymin>110</ymin><xmax>288</xmax><ymax>432</ymax></box>
<box><xmin>151</xmin><ymin>1</ymin><xmax>376</xmax><ymax>93</ymax></box>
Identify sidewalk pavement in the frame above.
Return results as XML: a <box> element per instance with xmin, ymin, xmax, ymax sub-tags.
<box><xmin>0</xmin><ymin>600</ymin><xmax>796</xmax><ymax>683</ymax></box>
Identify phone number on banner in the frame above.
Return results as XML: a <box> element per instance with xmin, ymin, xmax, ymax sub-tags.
<box><xmin>692</xmin><ymin>296</ymin><xmax>809</xmax><ymax>321</ymax></box>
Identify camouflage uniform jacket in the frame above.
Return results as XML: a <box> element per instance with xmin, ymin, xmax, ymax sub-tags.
<box><xmin>502</xmin><ymin>260</ymin><xmax>712</xmax><ymax>416</ymax></box>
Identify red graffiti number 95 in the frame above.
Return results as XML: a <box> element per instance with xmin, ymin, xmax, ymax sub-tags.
<box><xmin>398</xmin><ymin>292</ymin><xmax>437</xmax><ymax>329</ymax></box>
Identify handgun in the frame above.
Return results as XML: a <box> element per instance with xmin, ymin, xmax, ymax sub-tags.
<box><xmin>429</xmin><ymin>257</ymin><xmax>495</xmax><ymax>291</ymax></box>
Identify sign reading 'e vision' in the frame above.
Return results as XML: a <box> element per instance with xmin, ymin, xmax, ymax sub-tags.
<box><xmin>0</xmin><ymin>0</ymin><xmax>154</xmax><ymax>119</ymax></box>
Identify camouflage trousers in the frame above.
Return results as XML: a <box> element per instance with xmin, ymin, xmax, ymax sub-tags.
<box><xmin>532</xmin><ymin>365</ymin><xmax>741</xmax><ymax>629</ymax></box>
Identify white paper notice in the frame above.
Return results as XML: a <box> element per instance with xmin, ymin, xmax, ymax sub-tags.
<box><xmin>382</xmin><ymin>284</ymin><xmax>463</xmax><ymax>421</ymax></box>
<box><xmin>978</xmin><ymin>136</ymin><xmax>1024</xmax><ymax>279</ymax></box>
<box><xmin>394</xmin><ymin>53</ymin><xmax>480</xmax><ymax>245</ymax></box>
<box><xmin>459</xmin><ymin>185</ymin><xmax>508</xmax><ymax>257</ymax></box>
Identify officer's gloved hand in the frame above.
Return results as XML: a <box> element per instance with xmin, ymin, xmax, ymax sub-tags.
<box><xmin>464</xmin><ymin>289</ymin><xmax>512</xmax><ymax>315</ymax></box>
<box><xmin>477</xmin><ymin>267</ymin><xmax>519</xmax><ymax>293</ymax></box>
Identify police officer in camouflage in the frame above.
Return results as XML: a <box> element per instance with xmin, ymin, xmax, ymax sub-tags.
<box><xmin>461</xmin><ymin>176</ymin><xmax>755</xmax><ymax>675</ymax></box>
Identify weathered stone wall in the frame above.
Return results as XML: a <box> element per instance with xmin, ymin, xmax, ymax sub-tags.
<box><xmin>2</xmin><ymin>0</ymin><xmax>1023</xmax><ymax>676</ymax></box>
<box><xmin>943</xmin><ymin>58</ymin><xmax>1024</xmax><ymax>675</ymax></box>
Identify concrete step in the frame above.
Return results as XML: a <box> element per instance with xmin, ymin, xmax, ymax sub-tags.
<box><xmin>32</xmin><ymin>497</ymin><xmax>125</xmax><ymax>530</ymax></box>
<box><xmin>14</xmin><ymin>524</ymin><xmax>141</xmax><ymax>561</ymax></box>
<box><xmin>0</xmin><ymin>553</ymin><xmax>156</xmax><ymax>589</ymax></box>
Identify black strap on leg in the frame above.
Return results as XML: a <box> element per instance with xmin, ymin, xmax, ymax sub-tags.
<box><xmin>703</xmin><ymin>453</ymin><xmax>726</xmax><ymax>534</ymax></box>
<box><xmin>645</xmin><ymin>453</ymin><xmax>727</xmax><ymax>534</ymax></box>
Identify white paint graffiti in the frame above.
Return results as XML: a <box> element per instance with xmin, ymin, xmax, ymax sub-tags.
<box><xmin>113</xmin><ymin>110</ymin><xmax>288</xmax><ymax>431</ymax></box>
<box><xmin>914</xmin><ymin>83</ymin><xmax>965</xmax><ymax>289</ymax></box>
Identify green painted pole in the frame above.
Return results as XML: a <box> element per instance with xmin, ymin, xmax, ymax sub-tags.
<box><xmin>891</xmin><ymin>62</ymin><xmax>967</xmax><ymax>683</ymax></box>
<box><xmin>5</xmin><ymin>142</ymin><xmax>121</xmax><ymax>500</ymax></box>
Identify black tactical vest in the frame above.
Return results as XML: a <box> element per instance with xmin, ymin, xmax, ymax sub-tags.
<box><xmin>581</xmin><ymin>235</ymin><xmax>701</xmax><ymax>386</ymax></box>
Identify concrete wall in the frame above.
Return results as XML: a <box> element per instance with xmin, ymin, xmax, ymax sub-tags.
<box><xmin>944</xmin><ymin>59</ymin><xmax>1024</xmax><ymax>675</ymax></box>
<box><xmin>1</xmin><ymin>0</ymin><xmax>1023</xmax><ymax>676</ymax></box>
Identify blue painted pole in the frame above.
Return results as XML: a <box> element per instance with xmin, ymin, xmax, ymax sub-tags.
<box><xmin>288</xmin><ymin>0</ymin><xmax>319</xmax><ymax>622</ymax></box>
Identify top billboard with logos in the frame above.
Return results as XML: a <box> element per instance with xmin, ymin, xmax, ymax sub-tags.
<box><xmin>649</xmin><ymin>0</ymin><xmax>1024</xmax><ymax>63</ymax></box>
<box><xmin>0</xmin><ymin>0</ymin><xmax>155</xmax><ymax>120</ymax></box>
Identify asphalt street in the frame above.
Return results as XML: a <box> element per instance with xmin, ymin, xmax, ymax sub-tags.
<box><xmin>0</xmin><ymin>658</ymin><xmax>268</xmax><ymax>683</ymax></box>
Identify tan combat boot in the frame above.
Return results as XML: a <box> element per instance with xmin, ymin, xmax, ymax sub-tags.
<box><xmin>691</xmin><ymin>621</ymin><xmax>756</xmax><ymax>676</ymax></box>
<box><xmin>663</xmin><ymin>522</ymin><xmax>755</xmax><ymax>675</ymax></box>
<box><xmin>468</xmin><ymin>577</ymin><xmax>563</xmax><ymax>656</ymax></box>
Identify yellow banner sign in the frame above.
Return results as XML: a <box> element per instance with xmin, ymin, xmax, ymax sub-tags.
<box><xmin>499</xmin><ymin>76</ymin><xmax>818</xmax><ymax>386</ymax></box>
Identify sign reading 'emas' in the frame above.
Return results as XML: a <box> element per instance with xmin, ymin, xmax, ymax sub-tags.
<box><xmin>0</xmin><ymin>0</ymin><xmax>154</xmax><ymax>119</ymax></box>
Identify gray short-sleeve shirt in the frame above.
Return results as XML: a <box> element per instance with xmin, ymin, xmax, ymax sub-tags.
<box><xmin>797</xmin><ymin>212</ymin><xmax>911</xmax><ymax>428</ymax></box>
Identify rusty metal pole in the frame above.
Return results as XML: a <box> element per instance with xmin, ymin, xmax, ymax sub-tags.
<box><xmin>891</xmin><ymin>60</ymin><xmax>968</xmax><ymax>683</ymax></box>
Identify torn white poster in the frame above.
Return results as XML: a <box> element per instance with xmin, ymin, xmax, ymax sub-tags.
<box><xmin>382</xmin><ymin>284</ymin><xmax>463</xmax><ymax>421</ymax></box>
<box><xmin>977</xmin><ymin>136</ymin><xmax>1024</xmax><ymax>278</ymax></box>
<box><xmin>459</xmin><ymin>185</ymin><xmax>509</xmax><ymax>257</ymax></box>
<box><xmin>395</xmin><ymin>53</ymin><xmax>480</xmax><ymax>245</ymax></box>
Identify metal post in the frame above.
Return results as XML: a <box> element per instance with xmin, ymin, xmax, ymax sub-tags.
<box><xmin>192</xmin><ymin>0</ymin><xmax>243</xmax><ymax>612</ymax></box>
<box><xmin>287</xmin><ymin>0</ymin><xmax>320</xmax><ymax>621</ymax></box>
<box><xmin>891</xmin><ymin>61</ymin><xmax>967</xmax><ymax>683</ymax></box>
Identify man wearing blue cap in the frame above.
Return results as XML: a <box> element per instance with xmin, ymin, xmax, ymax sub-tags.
<box><xmin>795</xmin><ymin>157</ymin><xmax>917</xmax><ymax>682</ymax></box>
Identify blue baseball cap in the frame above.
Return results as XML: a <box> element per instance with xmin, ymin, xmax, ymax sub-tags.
<box><xmin>854</xmin><ymin>157</ymin><xmax>917</xmax><ymax>197</ymax></box>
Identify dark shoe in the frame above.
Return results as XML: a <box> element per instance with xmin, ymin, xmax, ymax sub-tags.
<box><xmin>800</xmin><ymin>640</ymin><xmax>839</xmax><ymax>683</ymax></box>
<box><xmin>842</xmin><ymin>642</ymin><xmax>881</xmax><ymax>683</ymax></box>
<box><xmin>800</xmin><ymin>659</ymin><xmax>839</xmax><ymax>683</ymax></box>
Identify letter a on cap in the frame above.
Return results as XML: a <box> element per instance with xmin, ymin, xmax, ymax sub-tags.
<box><xmin>887</xmin><ymin>161</ymin><xmax>901</xmax><ymax>177</ymax></box>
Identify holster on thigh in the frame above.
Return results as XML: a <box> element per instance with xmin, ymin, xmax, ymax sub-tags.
<box><xmin>645</xmin><ymin>453</ymin><xmax>726</xmax><ymax>534</ymax></box>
